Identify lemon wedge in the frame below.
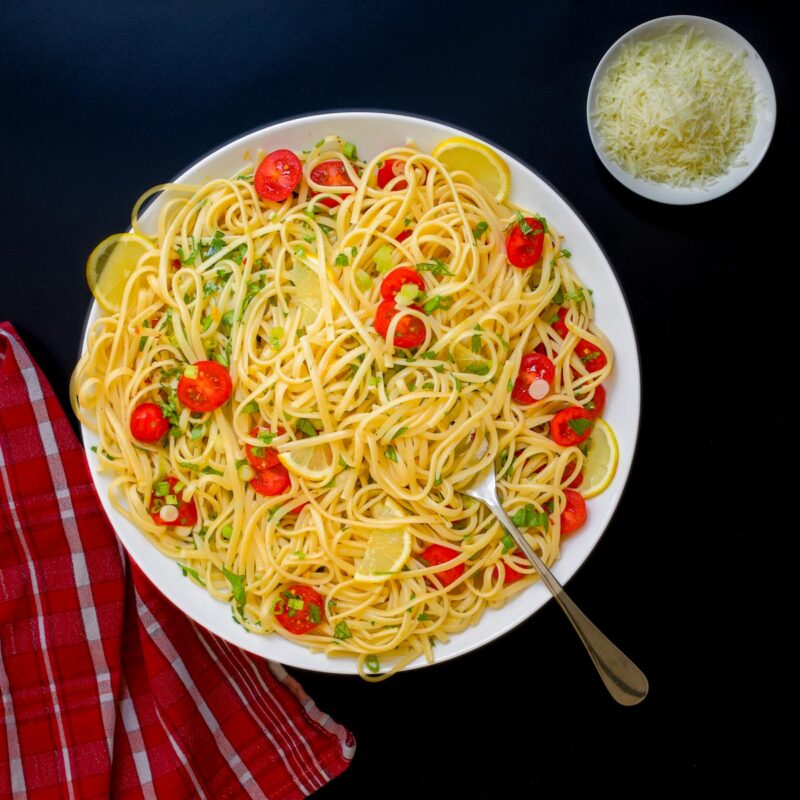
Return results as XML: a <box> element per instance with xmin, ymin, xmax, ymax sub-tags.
<box><xmin>354</xmin><ymin>527</ymin><xmax>412</xmax><ymax>583</ymax></box>
<box><xmin>432</xmin><ymin>136</ymin><xmax>511</xmax><ymax>202</ymax></box>
<box><xmin>86</xmin><ymin>233</ymin><xmax>154</xmax><ymax>313</ymax></box>
<box><xmin>290</xmin><ymin>261</ymin><xmax>323</xmax><ymax>325</ymax></box>
<box><xmin>581</xmin><ymin>418</ymin><xmax>619</xmax><ymax>499</ymax></box>
<box><xmin>278</xmin><ymin>441</ymin><xmax>334</xmax><ymax>483</ymax></box>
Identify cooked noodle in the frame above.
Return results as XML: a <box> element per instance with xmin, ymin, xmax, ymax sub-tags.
<box><xmin>71</xmin><ymin>136</ymin><xmax>612</xmax><ymax>678</ymax></box>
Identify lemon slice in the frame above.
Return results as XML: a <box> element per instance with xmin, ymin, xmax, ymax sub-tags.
<box><xmin>432</xmin><ymin>136</ymin><xmax>511</xmax><ymax>202</ymax></box>
<box><xmin>86</xmin><ymin>233</ymin><xmax>154</xmax><ymax>312</ymax></box>
<box><xmin>290</xmin><ymin>261</ymin><xmax>323</xmax><ymax>325</ymax></box>
<box><xmin>354</xmin><ymin>527</ymin><xmax>412</xmax><ymax>582</ymax></box>
<box><xmin>581</xmin><ymin>418</ymin><xmax>619</xmax><ymax>499</ymax></box>
<box><xmin>278</xmin><ymin>441</ymin><xmax>334</xmax><ymax>482</ymax></box>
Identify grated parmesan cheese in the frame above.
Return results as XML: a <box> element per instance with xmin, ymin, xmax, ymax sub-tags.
<box><xmin>592</xmin><ymin>26</ymin><xmax>756</xmax><ymax>187</ymax></box>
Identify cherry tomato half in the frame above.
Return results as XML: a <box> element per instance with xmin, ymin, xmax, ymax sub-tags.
<box><xmin>396</xmin><ymin>229</ymin><xmax>412</xmax><ymax>243</ymax></box>
<box><xmin>251</xmin><ymin>463</ymin><xmax>291</xmax><ymax>496</ymax></box>
<box><xmin>421</xmin><ymin>544</ymin><xmax>464</xmax><ymax>587</ymax></box>
<box><xmin>560</xmin><ymin>489</ymin><xmax>587</xmax><ymax>535</ymax></box>
<box><xmin>493</xmin><ymin>552</ymin><xmax>527</xmax><ymax>585</ymax></box>
<box><xmin>575</xmin><ymin>339</ymin><xmax>608</xmax><ymax>373</ymax></box>
<box><xmin>584</xmin><ymin>384</ymin><xmax>606</xmax><ymax>419</ymax></box>
<box><xmin>511</xmin><ymin>352</ymin><xmax>556</xmax><ymax>405</ymax></box>
<box><xmin>550</xmin><ymin>407</ymin><xmax>595</xmax><ymax>447</ymax></box>
<box><xmin>310</xmin><ymin>160</ymin><xmax>355</xmax><ymax>208</ymax></box>
<box><xmin>177</xmin><ymin>361</ymin><xmax>232</xmax><ymax>412</ymax></box>
<box><xmin>374</xmin><ymin>300</ymin><xmax>427</xmax><ymax>349</ymax></box>
<box><xmin>274</xmin><ymin>585</ymin><xmax>324</xmax><ymax>634</ymax></box>
<box><xmin>380</xmin><ymin>267</ymin><xmax>425</xmax><ymax>301</ymax></box>
<box><xmin>130</xmin><ymin>402</ymin><xmax>169</xmax><ymax>442</ymax></box>
<box><xmin>254</xmin><ymin>149</ymin><xmax>303</xmax><ymax>202</ymax></box>
<box><xmin>562</xmin><ymin>460</ymin><xmax>583</xmax><ymax>489</ymax></box>
<box><xmin>506</xmin><ymin>216</ymin><xmax>545</xmax><ymax>268</ymax></box>
<box><xmin>377</xmin><ymin>158</ymin><xmax>408</xmax><ymax>190</ymax></box>
<box><xmin>552</xmin><ymin>306</ymin><xmax>569</xmax><ymax>338</ymax></box>
<box><xmin>245</xmin><ymin>426</ymin><xmax>284</xmax><ymax>471</ymax></box>
<box><xmin>149</xmin><ymin>476</ymin><xmax>198</xmax><ymax>527</ymax></box>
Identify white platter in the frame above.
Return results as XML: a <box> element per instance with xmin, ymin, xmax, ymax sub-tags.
<box><xmin>79</xmin><ymin>111</ymin><xmax>641</xmax><ymax>674</ymax></box>
<box><xmin>586</xmin><ymin>15</ymin><xmax>776</xmax><ymax>205</ymax></box>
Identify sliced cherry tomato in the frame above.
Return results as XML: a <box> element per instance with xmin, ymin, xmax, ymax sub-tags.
<box><xmin>562</xmin><ymin>460</ymin><xmax>583</xmax><ymax>489</ymax></box>
<box><xmin>421</xmin><ymin>544</ymin><xmax>464</xmax><ymax>587</ymax></box>
<box><xmin>149</xmin><ymin>476</ymin><xmax>198</xmax><ymax>527</ymax></box>
<box><xmin>575</xmin><ymin>339</ymin><xmax>608</xmax><ymax>373</ymax></box>
<box><xmin>512</xmin><ymin>352</ymin><xmax>556</xmax><ymax>405</ymax></box>
<box><xmin>380</xmin><ymin>267</ymin><xmax>426</xmax><ymax>301</ymax></box>
<box><xmin>251</xmin><ymin>463</ymin><xmax>291</xmax><ymax>496</ymax></box>
<box><xmin>493</xmin><ymin>552</ymin><xmax>527</xmax><ymax>585</ymax></box>
<box><xmin>310</xmin><ymin>160</ymin><xmax>355</xmax><ymax>208</ymax></box>
<box><xmin>274</xmin><ymin>584</ymin><xmax>324</xmax><ymax>634</ymax></box>
<box><xmin>254</xmin><ymin>149</ymin><xmax>303</xmax><ymax>202</ymax></box>
<box><xmin>245</xmin><ymin>426</ymin><xmax>284</xmax><ymax>471</ymax></box>
<box><xmin>290</xmin><ymin>501</ymin><xmax>309</xmax><ymax>515</ymax></box>
<box><xmin>560</xmin><ymin>489</ymin><xmax>587</xmax><ymax>535</ymax></box>
<box><xmin>177</xmin><ymin>361</ymin><xmax>232</xmax><ymax>412</ymax></box>
<box><xmin>550</xmin><ymin>407</ymin><xmax>594</xmax><ymax>446</ymax></box>
<box><xmin>506</xmin><ymin>216</ymin><xmax>544</xmax><ymax>268</ymax></box>
<box><xmin>170</xmin><ymin>258</ymin><xmax>181</xmax><ymax>269</ymax></box>
<box><xmin>374</xmin><ymin>300</ymin><xmax>426</xmax><ymax>349</ymax></box>
<box><xmin>584</xmin><ymin>384</ymin><xmax>606</xmax><ymax>419</ymax></box>
<box><xmin>552</xmin><ymin>306</ymin><xmax>569</xmax><ymax>338</ymax></box>
<box><xmin>396</xmin><ymin>229</ymin><xmax>412</xmax><ymax>243</ymax></box>
<box><xmin>377</xmin><ymin>158</ymin><xmax>408</xmax><ymax>190</ymax></box>
<box><xmin>130</xmin><ymin>402</ymin><xmax>169</xmax><ymax>442</ymax></box>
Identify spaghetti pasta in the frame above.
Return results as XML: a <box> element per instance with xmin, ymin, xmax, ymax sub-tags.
<box><xmin>71</xmin><ymin>135</ymin><xmax>612</xmax><ymax>678</ymax></box>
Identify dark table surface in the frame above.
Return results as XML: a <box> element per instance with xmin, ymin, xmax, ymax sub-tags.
<box><xmin>2</xmin><ymin>1</ymin><xmax>792</xmax><ymax>795</ymax></box>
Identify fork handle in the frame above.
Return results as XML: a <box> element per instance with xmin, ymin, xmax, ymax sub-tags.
<box><xmin>493</xmin><ymin>505</ymin><xmax>648</xmax><ymax>706</ymax></box>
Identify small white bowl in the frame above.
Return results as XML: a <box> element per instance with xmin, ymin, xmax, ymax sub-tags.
<box><xmin>586</xmin><ymin>15</ymin><xmax>776</xmax><ymax>205</ymax></box>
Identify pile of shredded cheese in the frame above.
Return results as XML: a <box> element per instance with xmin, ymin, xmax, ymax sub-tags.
<box><xmin>593</xmin><ymin>26</ymin><xmax>756</xmax><ymax>186</ymax></box>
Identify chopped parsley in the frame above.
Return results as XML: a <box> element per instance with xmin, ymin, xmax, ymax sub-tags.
<box><xmin>221</xmin><ymin>566</ymin><xmax>246</xmax><ymax>614</ymax></box>
<box><xmin>465</xmin><ymin>362</ymin><xmax>490</xmax><ymax>376</ymax></box>
<box><xmin>471</xmin><ymin>325</ymin><xmax>483</xmax><ymax>353</ymax></box>
<box><xmin>335</xmin><ymin>252</ymin><xmax>349</xmax><ymax>267</ymax></box>
<box><xmin>415</xmin><ymin>258</ymin><xmax>453</xmax><ymax>277</ymax></box>
<box><xmin>390</xmin><ymin>426</ymin><xmax>408</xmax><ymax>440</ymax></box>
<box><xmin>384</xmin><ymin>445</ymin><xmax>398</xmax><ymax>462</ymax></box>
<box><xmin>365</xmin><ymin>654</ymin><xmax>381</xmax><ymax>673</ymax></box>
<box><xmin>343</xmin><ymin>141</ymin><xmax>358</xmax><ymax>160</ymax></box>
<box><xmin>567</xmin><ymin>417</ymin><xmax>593</xmax><ymax>436</ymax></box>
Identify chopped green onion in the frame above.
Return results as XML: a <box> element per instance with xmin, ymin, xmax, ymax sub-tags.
<box><xmin>155</xmin><ymin>481</ymin><xmax>170</xmax><ymax>497</ymax></box>
<box><xmin>355</xmin><ymin>269</ymin><xmax>372</xmax><ymax>291</ymax></box>
<box><xmin>183</xmin><ymin>365</ymin><xmax>198</xmax><ymax>379</ymax></box>
<box><xmin>242</xmin><ymin>401</ymin><xmax>259</xmax><ymax>414</ymax></box>
<box><xmin>384</xmin><ymin>445</ymin><xmax>398</xmax><ymax>462</ymax></box>
<box><xmin>333</xmin><ymin>620</ymin><xmax>352</xmax><ymax>640</ymax></box>
<box><xmin>395</xmin><ymin>282</ymin><xmax>421</xmax><ymax>307</ymax></box>
<box><xmin>465</xmin><ymin>362</ymin><xmax>490</xmax><ymax>376</ymax></box>
<box><xmin>178</xmin><ymin>461</ymin><xmax>199</xmax><ymax>471</ymax></box>
<box><xmin>471</xmin><ymin>325</ymin><xmax>483</xmax><ymax>353</ymax></box>
<box><xmin>365</xmin><ymin>654</ymin><xmax>380</xmax><ymax>673</ymax></box>
<box><xmin>189</xmin><ymin>426</ymin><xmax>205</xmax><ymax>440</ymax></box>
<box><xmin>343</xmin><ymin>141</ymin><xmax>358</xmax><ymax>160</ymax></box>
<box><xmin>417</xmin><ymin>613</ymin><xmax>431</xmax><ymax>621</ymax></box>
<box><xmin>201</xmin><ymin>466</ymin><xmax>224</xmax><ymax>476</ymax></box>
<box><xmin>296</xmin><ymin>418</ymin><xmax>318</xmax><ymax>437</ymax></box>
<box><xmin>390</xmin><ymin>426</ymin><xmax>408</xmax><ymax>440</ymax></box>
<box><xmin>308</xmin><ymin>603</ymin><xmax>322</xmax><ymax>624</ymax></box>
<box><xmin>374</xmin><ymin>244</ymin><xmax>394</xmax><ymax>274</ymax></box>
<box><xmin>335</xmin><ymin>252</ymin><xmax>349</xmax><ymax>266</ymax></box>
<box><xmin>472</xmin><ymin>220</ymin><xmax>489</xmax><ymax>239</ymax></box>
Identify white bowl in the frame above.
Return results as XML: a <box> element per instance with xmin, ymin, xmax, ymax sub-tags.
<box><xmin>79</xmin><ymin>111</ymin><xmax>641</xmax><ymax>674</ymax></box>
<box><xmin>586</xmin><ymin>15</ymin><xmax>776</xmax><ymax>205</ymax></box>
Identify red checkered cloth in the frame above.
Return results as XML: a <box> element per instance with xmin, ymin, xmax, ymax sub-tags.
<box><xmin>0</xmin><ymin>322</ymin><xmax>354</xmax><ymax>799</ymax></box>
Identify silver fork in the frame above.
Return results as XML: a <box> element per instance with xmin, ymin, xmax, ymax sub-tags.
<box><xmin>462</xmin><ymin>462</ymin><xmax>648</xmax><ymax>706</ymax></box>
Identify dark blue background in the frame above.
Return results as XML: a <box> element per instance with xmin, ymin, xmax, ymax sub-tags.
<box><xmin>1</xmin><ymin>1</ymin><xmax>792</xmax><ymax>795</ymax></box>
